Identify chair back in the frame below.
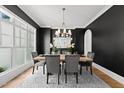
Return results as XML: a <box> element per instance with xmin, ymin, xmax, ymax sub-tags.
<box><xmin>32</xmin><ymin>52</ymin><xmax>38</xmax><ymax>58</ymax></box>
<box><xmin>31</xmin><ymin>52</ymin><xmax>39</xmax><ymax>63</ymax></box>
<box><xmin>65</xmin><ymin>54</ymin><xmax>80</xmax><ymax>73</ymax></box>
<box><xmin>45</xmin><ymin>55</ymin><xmax>60</xmax><ymax>74</ymax></box>
<box><xmin>87</xmin><ymin>52</ymin><xmax>95</xmax><ymax>59</ymax></box>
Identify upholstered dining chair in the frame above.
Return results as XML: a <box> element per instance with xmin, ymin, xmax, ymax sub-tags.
<box><xmin>79</xmin><ymin>52</ymin><xmax>95</xmax><ymax>75</ymax></box>
<box><xmin>65</xmin><ymin>54</ymin><xmax>80</xmax><ymax>84</ymax></box>
<box><xmin>45</xmin><ymin>55</ymin><xmax>61</xmax><ymax>84</ymax></box>
<box><xmin>31</xmin><ymin>52</ymin><xmax>46</xmax><ymax>74</ymax></box>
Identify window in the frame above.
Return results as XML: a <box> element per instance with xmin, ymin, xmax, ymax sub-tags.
<box><xmin>0</xmin><ymin>48</ymin><xmax>11</xmax><ymax>70</ymax></box>
<box><xmin>0</xmin><ymin>6</ymin><xmax>36</xmax><ymax>73</ymax></box>
<box><xmin>0</xmin><ymin>7</ymin><xmax>14</xmax><ymax>22</ymax></box>
<box><xmin>21</xmin><ymin>29</ymin><xmax>27</xmax><ymax>47</ymax></box>
<box><xmin>12</xmin><ymin>48</ymin><xmax>26</xmax><ymax>67</ymax></box>
<box><xmin>14</xmin><ymin>26</ymin><xmax>20</xmax><ymax>47</ymax></box>
<box><xmin>0</xmin><ymin>21</ymin><xmax>13</xmax><ymax>47</ymax></box>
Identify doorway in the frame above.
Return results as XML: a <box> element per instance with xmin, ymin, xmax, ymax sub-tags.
<box><xmin>84</xmin><ymin>29</ymin><xmax>92</xmax><ymax>56</ymax></box>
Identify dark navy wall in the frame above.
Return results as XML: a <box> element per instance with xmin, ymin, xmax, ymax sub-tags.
<box><xmin>86</xmin><ymin>5</ymin><xmax>124</xmax><ymax>77</ymax></box>
<box><xmin>36</xmin><ymin>28</ymin><xmax>51</xmax><ymax>54</ymax></box>
<box><xmin>74</xmin><ymin>28</ymin><xmax>86</xmax><ymax>54</ymax></box>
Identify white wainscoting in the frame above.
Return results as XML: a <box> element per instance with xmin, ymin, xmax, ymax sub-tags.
<box><xmin>93</xmin><ymin>63</ymin><xmax>124</xmax><ymax>85</ymax></box>
<box><xmin>0</xmin><ymin>62</ymin><xmax>33</xmax><ymax>87</ymax></box>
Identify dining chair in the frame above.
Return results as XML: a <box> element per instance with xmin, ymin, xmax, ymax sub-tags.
<box><xmin>31</xmin><ymin>52</ymin><xmax>46</xmax><ymax>74</ymax></box>
<box><xmin>65</xmin><ymin>54</ymin><xmax>80</xmax><ymax>84</ymax></box>
<box><xmin>79</xmin><ymin>52</ymin><xmax>95</xmax><ymax>75</ymax></box>
<box><xmin>45</xmin><ymin>55</ymin><xmax>61</xmax><ymax>84</ymax></box>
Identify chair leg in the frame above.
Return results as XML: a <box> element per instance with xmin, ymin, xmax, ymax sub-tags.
<box><xmin>62</xmin><ymin>62</ymin><xmax>64</xmax><ymax>69</ymax></box>
<box><xmin>59</xmin><ymin>64</ymin><xmax>61</xmax><ymax>75</ymax></box>
<box><xmin>32</xmin><ymin>66</ymin><xmax>35</xmax><ymax>74</ymax></box>
<box><xmin>65</xmin><ymin>72</ymin><xmax>67</xmax><ymax>83</ymax></box>
<box><xmin>58</xmin><ymin>74</ymin><xmax>60</xmax><ymax>84</ymax></box>
<box><xmin>76</xmin><ymin>72</ymin><xmax>78</xmax><ymax>84</ymax></box>
<box><xmin>36</xmin><ymin>66</ymin><xmax>38</xmax><ymax>70</ymax></box>
<box><xmin>90</xmin><ymin>65</ymin><xmax>93</xmax><ymax>75</ymax></box>
<box><xmin>47</xmin><ymin>73</ymin><xmax>49</xmax><ymax>84</ymax></box>
<box><xmin>59</xmin><ymin>68</ymin><xmax>61</xmax><ymax>75</ymax></box>
<box><xmin>80</xmin><ymin>65</ymin><xmax>82</xmax><ymax>75</ymax></box>
<box><xmin>43</xmin><ymin>65</ymin><xmax>45</xmax><ymax>74</ymax></box>
<box><xmin>86</xmin><ymin>66</ymin><xmax>88</xmax><ymax>71</ymax></box>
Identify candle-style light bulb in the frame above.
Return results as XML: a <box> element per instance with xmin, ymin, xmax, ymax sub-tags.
<box><xmin>68</xmin><ymin>29</ymin><xmax>72</xmax><ymax>35</ymax></box>
<box><xmin>58</xmin><ymin>29</ymin><xmax>60</xmax><ymax>34</ymax></box>
<box><xmin>63</xmin><ymin>29</ymin><xmax>66</xmax><ymax>33</ymax></box>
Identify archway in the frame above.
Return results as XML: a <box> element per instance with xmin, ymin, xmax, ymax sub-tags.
<box><xmin>84</xmin><ymin>29</ymin><xmax>92</xmax><ymax>56</ymax></box>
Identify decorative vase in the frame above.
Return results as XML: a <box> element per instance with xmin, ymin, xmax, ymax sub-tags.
<box><xmin>67</xmin><ymin>52</ymin><xmax>71</xmax><ymax>55</ymax></box>
<box><xmin>52</xmin><ymin>52</ymin><xmax>55</xmax><ymax>55</ymax></box>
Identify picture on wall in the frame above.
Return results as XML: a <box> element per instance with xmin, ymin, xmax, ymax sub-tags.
<box><xmin>53</xmin><ymin>37</ymin><xmax>72</xmax><ymax>48</ymax></box>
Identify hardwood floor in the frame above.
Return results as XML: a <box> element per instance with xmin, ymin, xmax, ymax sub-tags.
<box><xmin>1</xmin><ymin>67</ymin><xmax>124</xmax><ymax>88</ymax></box>
<box><xmin>1</xmin><ymin>68</ymin><xmax>32</xmax><ymax>88</ymax></box>
<box><xmin>92</xmin><ymin>67</ymin><xmax>124</xmax><ymax>88</ymax></box>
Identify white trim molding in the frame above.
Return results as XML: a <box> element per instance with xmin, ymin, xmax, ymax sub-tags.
<box><xmin>84</xmin><ymin>5</ymin><xmax>113</xmax><ymax>28</ymax></box>
<box><xmin>0</xmin><ymin>63</ymin><xmax>33</xmax><ymax>87</ymax></box>
<box><xmin>93</xmin><ymin>63</ymin><xmax>124</xmax><ymax>85</ymax></box>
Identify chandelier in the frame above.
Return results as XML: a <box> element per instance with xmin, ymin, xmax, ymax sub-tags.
<box><xmin>55</xmin><ymin>8</ymin><xmax>72</xmax><ymax>37</ymax></box>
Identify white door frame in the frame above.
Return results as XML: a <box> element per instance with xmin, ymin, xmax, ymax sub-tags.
<box><xmin>84</xmin><ymin>29</ymin><xmax>92</xmax><ymax>56</ymax></box>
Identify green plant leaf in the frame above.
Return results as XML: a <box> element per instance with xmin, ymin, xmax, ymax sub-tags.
<box><xmin>0</xmin><ymin>67</ymin><xmax>6</xmax><ymax>73</ymax></box>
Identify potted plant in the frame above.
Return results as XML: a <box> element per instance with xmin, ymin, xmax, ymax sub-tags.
<box><xmin>67</xmin><ymin>43</ymin><xmax>75</xmax><ymax>54</ymax></box>
<box><xmin>50</xmin><ymin>43</ymin><xmax>58</xmax><ymax>54</ymax></box>
<box><xmin>0</xmin><ymin>67</ymin><xmax>6</xmax><ymax>73</ymax></box>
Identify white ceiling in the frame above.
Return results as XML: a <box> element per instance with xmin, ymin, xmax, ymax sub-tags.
<box><xmin>18</xmin><ymin>5</ymin><xmax>109</xmax><ymax>29</ymax></box>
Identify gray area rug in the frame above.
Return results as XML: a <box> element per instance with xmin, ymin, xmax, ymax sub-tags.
<box><xmin>16</xmin><ymin>67</ymin><xmax>110</xmax><ymax>88</ymax></box>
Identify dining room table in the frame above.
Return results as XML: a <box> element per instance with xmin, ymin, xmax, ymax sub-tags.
<box><xmin>33</xmin><ymin>54</ymin><xmax>93</xmax><ymax>63</ymax></box>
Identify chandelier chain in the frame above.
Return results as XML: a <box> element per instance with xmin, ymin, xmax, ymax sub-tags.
<box><xmin>62</xmin><ymin>8</ymin><xmax>66</xmax><ymax>27</ymax></box>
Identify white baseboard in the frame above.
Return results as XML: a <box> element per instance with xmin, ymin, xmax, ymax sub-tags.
<box><xmin>93</xmin><ymin>63</ymin><xmax>124</xmax><ymax>85</ymax></box>
<box><xmin>0</xmin><ymin>63</ymin><xmax>33</xmax><ymax>87</ymax></box>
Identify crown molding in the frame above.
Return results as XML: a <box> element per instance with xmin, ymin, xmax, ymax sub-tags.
<box><xmin>83</xmin><ymin>5</ymin><xmax>113</xmax><ymax>28</ymax></box>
